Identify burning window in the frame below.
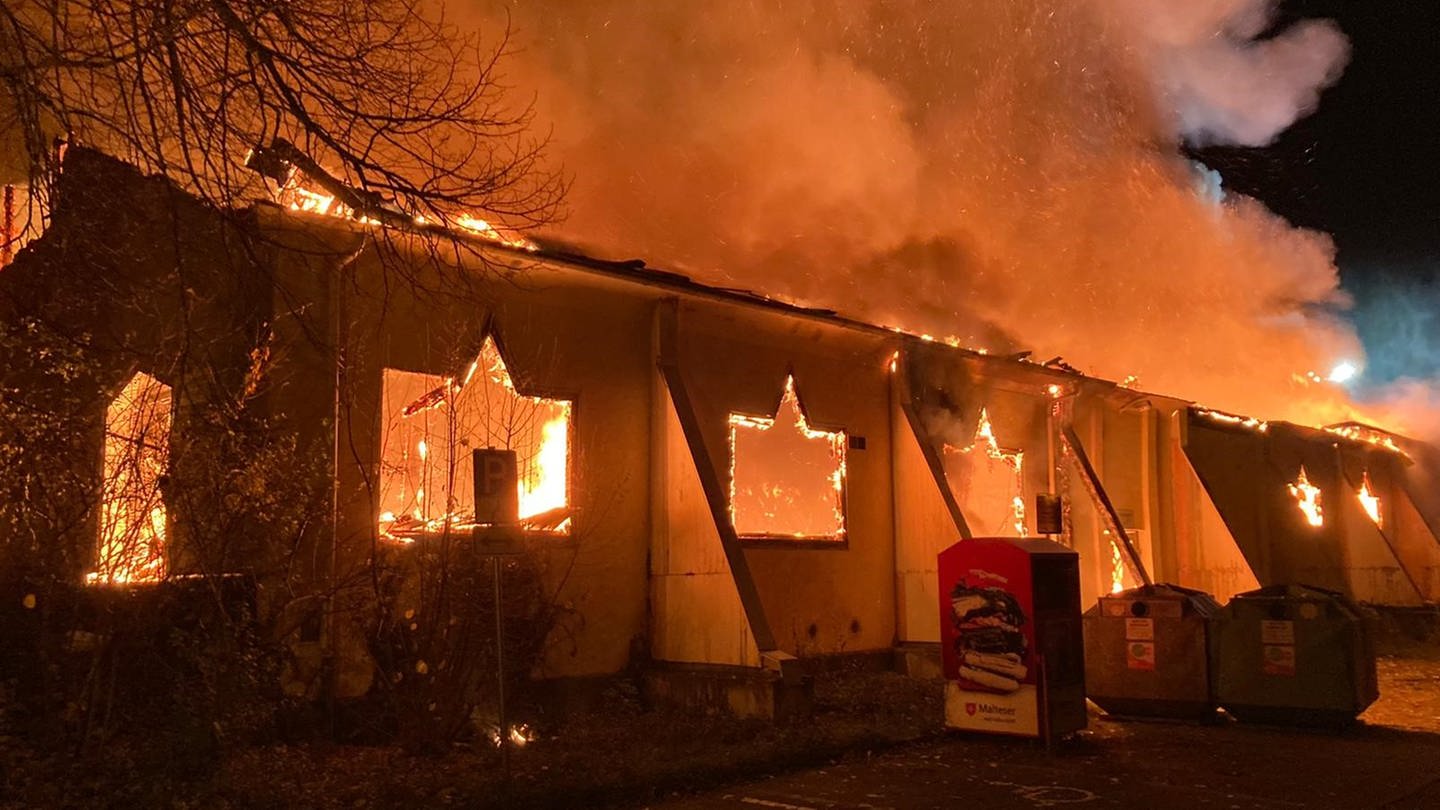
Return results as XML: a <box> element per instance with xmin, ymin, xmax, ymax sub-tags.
<box><xmin>1288</xmin><ymin>465</ymin><xmax>1324</xmax><ymax>528</ymax></box>
<box><xmin>1357</xmin><ymin>472</ymin><xmax>1382</xmax><ymax>528</ymax></box>
<box><xmin>378</xmin><ymin>337</ymin><xmax>572</xmax><ymax>539</ymax></box>
<box><xmin>728</xmin><ymin>376</ymin><xmax>847</xmax><ymax>541</ymax></box>
<box><xmin>90</xmin><ymin>372</ymin><xmax>172</xmax><ymax>584</ymax></box>
<box><xmin>944</xmin><ymin>408</ymin><xmax>1027</xmax><ymax>536</ymax></box>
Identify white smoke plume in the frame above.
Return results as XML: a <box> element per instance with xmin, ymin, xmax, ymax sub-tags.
<box><xmin>1112</xmin><ymin>0</ymin><xmax>1350</xmax><ymax>146</ymax></box>
<box><xmin>459</xmin><ymin>1</ymin><xmax>1404</xmax><ymax>431</ymax></box>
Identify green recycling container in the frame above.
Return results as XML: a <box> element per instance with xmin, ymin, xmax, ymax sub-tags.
<box><xmin>1084</xmin><ymin>583</ymin><xmax>1221</xmax><ymax>721</ymax></box>
<box><xmin>1213</xmin><ymin>584</ymin><xmax>1378</xmax><ymax>726</ymax></box>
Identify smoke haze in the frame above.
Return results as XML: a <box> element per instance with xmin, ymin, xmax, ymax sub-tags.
<box><xmin>464</xmin><ymin>1</ymin><xmax>1407</xmax><ymax>430</ymax></box>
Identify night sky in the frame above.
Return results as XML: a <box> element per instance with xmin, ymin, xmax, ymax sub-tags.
<box><xmin>1196</xmin><ymin>0</ymin><xmax>1440</xmax><ymax>385</ymax></box>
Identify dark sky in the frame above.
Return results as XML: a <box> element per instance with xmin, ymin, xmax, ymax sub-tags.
<box><xmin>1195</xmin><ymin>0</ymin><xmax>1440</xmax><ymax>384</ymax></box>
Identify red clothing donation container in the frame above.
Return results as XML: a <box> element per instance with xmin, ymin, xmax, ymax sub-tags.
<box><xmin>939</xmin><ymin>537</ymin><xmax>1086</xmax><ymax>739</ymax></box>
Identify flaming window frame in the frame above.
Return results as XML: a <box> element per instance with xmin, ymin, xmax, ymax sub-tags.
<box><xmin>1287</xmin><ymin>464</ymin><xmax>1324</xmax><ymax>529</ymax></box>
<box><xmin>1357</xmin><ymin>470</ymin><xmax>1383</xmax><ymax>529</ymax></box>
<box><xmin>726</xmin><ymin>373</ymin><xmax>850</xmax><ymax>547</ymax></box>
<box><xmin>942</xmin><ymin>407</ymin><xmax>1029</xmax><ymax>538</ymax></box>
<box><xmin>89</xmin><ymin>370</ymin><xmax>173</xmax><ymax>586</ymax></box>
<box><xmin>376</xmin><ymin>330</ymin><xmax>577</xmax><ymax>542</ymax></box>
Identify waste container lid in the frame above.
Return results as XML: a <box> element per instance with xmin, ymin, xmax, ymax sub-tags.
<box><xmin>1098</xmin><ymin>583</ymin><xmax>1221</xmax><ymax>616</ymax></box>
<box><xmin>1233</xmin><ymin>583</ymin><xmax>1347</xmax><ymax>602</ymax></box>
<box><xmin>1225</xmin><ymin>583</ymin><xmax>1364</xmax><ymax>620</ymax></box>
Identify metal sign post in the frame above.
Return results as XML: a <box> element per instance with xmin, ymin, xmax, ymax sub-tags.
<box><xmin>473</xmin><ymin>448</ymin><xmax>522</xmax><ymax>776</ymax></box>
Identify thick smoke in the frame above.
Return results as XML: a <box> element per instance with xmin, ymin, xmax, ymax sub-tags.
<box><xmin>465</xmin><ymin>1</ymin><xmax>1395</xmax><ymax>430</ymax></box>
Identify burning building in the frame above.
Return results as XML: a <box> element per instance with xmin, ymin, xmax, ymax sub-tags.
<box><xmin>4</xmin><ymin>147</ymin><xmax>1439</xmax><ymax>718</ymax></box>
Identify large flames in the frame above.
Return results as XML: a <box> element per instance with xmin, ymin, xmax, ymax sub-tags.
<box><xmin>90</xmin><ymin>372</ymin><xmax>171</xmax><ymax>584</ymax></box>
<box><xmin>727</xmin><ymin>376</ymin><xmax>847</xmax><ymax>540</ymax></box>
<box><xmin>1288</xmin><ymin>465</ymin><xmax>1324</xmax><ymax>528</ymax></box>
<box><xmin>378</xmin><ymin>337</ymin><xmax>572</xmax><ymax>540</ymax></box>
<box><xmin>1357</xmin><ymin>472</ymin><xmax>1382</xmax><ymax>528</ymax></box>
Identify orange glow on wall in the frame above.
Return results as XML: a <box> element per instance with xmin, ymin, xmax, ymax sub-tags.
<box><xmin>944</xmin><ymin>408</ymin><xmax>1027</xmax><ymax>536</ymax></box>
<box><xmin>90</xmin><ymin>372</ymin><xmax>171</xmax><ymax>584</ymax></box>
<box><xmin>378</xmin><ymin>337</ymin><xmax>572</xmax><ymax>539</ymax></box>
<box><xmin>728</xmin><ymin>375</ymin><xmax>847</xmax><ymax>540</ymax></box>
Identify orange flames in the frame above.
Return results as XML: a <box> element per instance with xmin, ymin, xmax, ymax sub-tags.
<box><xmin>1357</xmin><ymin>472</ymin><xmax>1382</xmax><ymax>528</ymax></box>
<box><xmin>1108</xmin><ymin>532</ymin><xmax>1126</xmax><ymax>594</ymax></box>
<box><xmin>453</xmin><ymin>213</ymin><xmax>539</xmax><ymax>252</ymax></box>
<box><xmin>728</xmin><ymin>376</ymin><xmax>847</xmax><ymax>540</ymax></box>
<box><xmin>953</xmin><ymin>408</ymin><xmax>1027</xmax><ymax>536</ymax></box>
<box><xmin>1324</xmin><ymin>423</ymin><xmax>1408</xmax><ymax>458</ymax></box>
<box><xmin>90</xmin><ymin>372</ymin><xmax>171</xmax><ymax>584</ymax></box>
<box><xmin>1288</xmin><ymin>465</ymin><xmax>1324</xmax><ymax>528</ymax></box>
<box><xmin>260</xmin><ymin>157</ymin><xmax>537</xmax><ymax>251</ymax></box>
<box><xmin>378</xmin><ymin>337</ymin><xmax>572</xmax><ymax>540</ymax></box>
<box><xmin>1194</xmin><ymin>407</ymin><xmax>1270</xmax><ymax>433</ymax></box>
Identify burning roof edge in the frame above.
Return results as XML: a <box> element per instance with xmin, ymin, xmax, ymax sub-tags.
<box><xmin>35</xmin><ymin>144</ymin><xmax>1397</xmax><ymax>446</ymax></box>
<box><xmin>263</xmin><ymin>199</ymin><xmax>1425</xmax><ymax>451</ymax></box>
<box><xmin>260</xmin><ymin>198</ymin><xmax>1152</xmax><ymax>386</ymax></box>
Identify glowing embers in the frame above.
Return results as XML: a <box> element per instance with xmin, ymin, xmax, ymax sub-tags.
<box><xmin>1288</xmin><ymin>465</ymin><xmax>1324</xmax><ymax>528</ymax></box>
<box><xmin>90</xmin><ymin>372</ymin><xmax>172</xmax><ymax>584</ymax></box>
<box><xmin>258</xmin><ymin>157</ymin><xmax>537</xmax><ymax>250</ymax></box>
<box><xmin>727</xmin><ymin>376</ymin><xmax>847</xmax><ymax>540</ymax></box>
<box><xmin>1357</xmin><ymin>472</ymin><xmax>1382</xmax><ymax>528</ymax></box>
<box><xmin>945</xmin><ymin>408</ymin><xmax>1027</xmax><ymax>536</ymax></box>
<box><xmin>1194</xmin><ymin>407</ymin><xmax>1269</xmax><ymax>433</ymax></box>
<box><xmin>1324</xmin><ymin>423</ymin><xmax>1409</xmax><ymax>459</ymax></box>
<box><xmin>378</xmin><ymin>337</ymin><xmax>572</xmax><ymax>540</ymax></box>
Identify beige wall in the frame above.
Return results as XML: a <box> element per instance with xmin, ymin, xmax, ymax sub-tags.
<box><xmin>260</xmin><ymin>214</ymin><xmax>1434</xmax><ymax>692</ymax></box>
<box><xmin>673</xmin><ymin>301</ymin><xmax>899</xmax><ymax>658</ymax></box>
<box><xmin>331</xmin><ymin>248</ymin><xmax>656</xmax><ymax>678</ymax></box>
<box><xmin>650</xmin><ymin>374</ymin><xmax>760</xmax><ymax>667</ymax></box>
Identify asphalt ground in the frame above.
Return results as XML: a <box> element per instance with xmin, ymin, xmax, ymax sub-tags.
<box><xmin>653</xmin><ymin>657</ymin><xmax>1440</xmax><ymax>810</ymax></box>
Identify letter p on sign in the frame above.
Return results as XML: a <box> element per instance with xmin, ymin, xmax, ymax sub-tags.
<box><xmin>473</xmin><ymin>449</ymin><xmax>519</xmax><ymax>525</ymax></box>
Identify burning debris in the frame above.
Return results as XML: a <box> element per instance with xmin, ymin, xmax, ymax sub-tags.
<box><xmin>1194</xmin><ymin>407</ymin><xmax>1270</xmax><ymax>433</ymax></box>
<box><xmin>90</xmin><ymin>372</ymin><xmax>172</xmax><ymax>585</ymax></box>
<box><xmin>727</xmin><ymin>375</ymin><xmax>847</xmax><ymax>540</ymax></box>
<box><xmin>1324</xmin><ymin>423</ymin><xmax>1409</xmax><ymax>458</ymax></box>
<box><xmin>378</xmin><ymin>337</ymin><xmax>572</xmax><ymax>540</ymax></box>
